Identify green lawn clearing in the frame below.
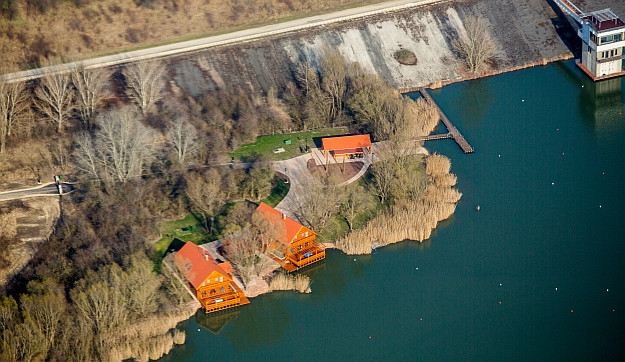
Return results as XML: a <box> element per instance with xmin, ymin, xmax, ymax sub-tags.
<box><xmin>154</xmin><ymin>214</ymin><xmax>211</xmax><ymax>259</ymax></box>
<box><xmin>231</xmin><ymin>127</ymin><xmax>348</xmax><ymax>161</ymax></box>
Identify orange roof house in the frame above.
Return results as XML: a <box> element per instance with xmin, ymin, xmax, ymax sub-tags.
<box><xmin>174</xmin><ymin>242</ymin><xmax>249</xmax><ymax>313</ymax></box>
<box><xmin>321</xmin><ymin>134</ymin><xmax>372</xmax><ymax>158</ymax></box>
<box><xmin>254</xmin><ymin>203</ymin><xmax>325</xmax><ymax>272</ymax></box>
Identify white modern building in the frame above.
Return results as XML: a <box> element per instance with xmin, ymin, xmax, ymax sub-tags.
<box><xmin>578</xmin><ymin>8</ymin><xmax>625</xmax><ymax>80</ymax></box>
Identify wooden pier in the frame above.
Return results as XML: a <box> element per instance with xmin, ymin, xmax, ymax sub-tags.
<box><xmin>419</xmin><ymin>88</ymin><xmax>474</xmax><ymax>154</ymax></box>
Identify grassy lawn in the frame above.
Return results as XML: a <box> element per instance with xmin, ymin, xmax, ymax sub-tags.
<box><xmin>260</xmin><ymin>177</ymin><xmax>290</xmax><ymax>207</ymax></box>
<box><xmin>231</xmin><ymin>127</ymin><xmax>348</xmax><ymax>161</ymax></box>
<box><xmin>154</xmin><ymin>214</ymin><xmax>211</xmax><ymax>259</ymax></box>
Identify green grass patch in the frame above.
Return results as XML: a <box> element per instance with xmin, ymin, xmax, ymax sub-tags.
<box><xmin>260</xmin><ymin>176</ymin><xmax>290</xmax><ymax>207</ymax></box>
<box><xmin>154</xmin><ymin>213</ymin><xmax>211</xmax><ymax>259</ymax></box>
<box><xmin>231</xmin><ymin>127</ymin><xmax>348</xmax><ymax>161</ymax></box>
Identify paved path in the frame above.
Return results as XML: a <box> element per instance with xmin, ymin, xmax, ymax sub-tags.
<box><xmin>0</xmin><ymin>183</ymin><xmax>74</xmax><ymax>201</ymax></box>
<box><xmin>272</xmin><ymin>143</ymin><xmax>428</xmax><ymax>220</ymax></box>
<box><xmin>1</xmin><ymin>0</ymin><xmax>445</xmax><ymax>83</ymax></box>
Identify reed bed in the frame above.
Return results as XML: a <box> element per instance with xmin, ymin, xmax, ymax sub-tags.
<box><xmin>336</xmin><ymin>154</ymin><xmax>460</xmax><ymax>255</ymax></box>
<box><xmin>269</xmin><ymin>273</ymin><xmax>311</xmax><ymax>293</ymax></box>
<box><xmin>426</xmin><ymin>154</ymin><xmax>451</xmax><ymax>176</ymax></box>
<box><xmin>414</xmin><ymin>98</ymin><xmax>441</xmax><ymax>136</ymax></box>
<box><xmin>105</xmin><ymin>306</ymin><xmax>196</xmax><ymax>361</ymax></box>
<box><xmin>430</xmin><ymin>173</ymin><xmax>457</xmax><ymax>188</ymax></box>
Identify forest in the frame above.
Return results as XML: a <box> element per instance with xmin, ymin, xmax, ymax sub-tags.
<box><xmin>0</xmin><ymin>49</ymin><xmax>450</xmax><ymax>360</ymax></box>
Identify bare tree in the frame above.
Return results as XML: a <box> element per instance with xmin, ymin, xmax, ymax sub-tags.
<box><xmin>71</xmin><ymin>65</ymin><xmax>110</xmax><ymax>128</ymax></box>
<box><xmin>294</xmin><ymin>59</ymin><xmax>319</xmax><ymax>94</ymax></box>
<box><xmin>166</xmin><ymin>117</ymin><xmax>198</xmax><ymax>164</ymax></box>
<box><xmin>0</xmin><ymin>79</ymin><xmax>29</xmax><ymax>153</ymax></box>
<box><xmin>35</xmin><ymin>72</ymin><xmax>75</xmax><ymax>133</ymax></box>
<box><xmin>453</xmin><ymin>16</ymin><xmax>496</xmax><ymax>74</ymax></box>
<box><xmin>123</xmin><ymin>60</ymin><xmax>166</xmax><ymax>116</ymax></box>
<box><xmin>20</xmin><ymin>279</ymin><xmax>66</xmax><ymax>351</ymax></box>
<box><xmin>185</xmin><ymin>169</ymin><xmax>224</xmax><ymax>233</ymax></box>
<box><xmin>94</xmin><ymin>107</ymin><xmax>155</xmax><ymax>183</ymax></box>
<box><xmin>73</xmin><ymin>132</ymin><xmax>100</xmax><ymax>183</ymax></box>
<box><xmin>292</xmin><ymin>173</ymin><xmax>342</xmax><ymax>232</ymax></box>
<box><xmin>338</xmin><ymin>183</ymin><xmax>372</xmax><ymax>231</ymax></box>
<box><xmin>222</xmin><ymin>226</ymin><xmax>260</xmax><ymax>284</ymax></box>
<box><xmin>320</xmin><ymin>50</ymin><xmax>348</xmax><ymax>119</ymax></box>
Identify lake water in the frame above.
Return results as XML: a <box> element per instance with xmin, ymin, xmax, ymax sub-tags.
<box><xmin>161</xmin><ymin>60</ymin><xmax>625</xmax><ymax>361</ymax></box>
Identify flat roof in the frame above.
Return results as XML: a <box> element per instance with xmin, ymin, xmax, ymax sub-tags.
<box><xmin>584</xmin><ymin>9</ymin><xmax>625</xmax><ymax>32</ymax></box>
<box><xmin>321</xmin><ymin>134</ymin><xmax>371</xmax><ymax>151</ymax></box>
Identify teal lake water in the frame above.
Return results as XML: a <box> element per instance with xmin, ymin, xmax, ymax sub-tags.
<box><xmin>161</xmin><ymin>60</ymin><xmax>625</xmax><ymax>361</ymax></box>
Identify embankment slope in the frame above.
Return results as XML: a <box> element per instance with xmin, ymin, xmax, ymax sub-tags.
<box><xmin>168</xmin><ymin>0</ymin><xmax>572</xmax><ymax>96</ymax></box>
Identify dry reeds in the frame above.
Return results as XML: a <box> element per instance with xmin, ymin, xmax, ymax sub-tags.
<box><xmin>426</xmin><ymin>154</ymin><xmax>451</xmax><ymax>176</ymax></box>
<box><xmin>103</xmin><ymin>305</ymin><xmax>197</xmax><ymax>361</ymax></box>
<box><xmin>414</xmin><ymin>98</ymin><xmax>440</xmax><ymax>136</ymax></box>
<box><xmin>269</xmin><ymin>273</ymin><xmax>311</xmax><ymax>293</ymax></box>
<box><xmin>335</xmin><ymin>154</ymin><xmax>461</xmax><ymax>255</ymax></box>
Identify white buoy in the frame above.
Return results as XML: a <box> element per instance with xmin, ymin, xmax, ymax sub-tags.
<box><xmin>522</xmin><ymin>99</ymin><xmax>525</xmax><ymax>102</ymax></box>
<box><xmin>555</xmin><ymin>287</ymin><xmax>558</xmax><ymax>291</ymax></box>
<box><xmin>499</xmin><ymin>283</ymin><xmax>502</xmax><ymax>286</ymax></box>
<box><xmin>552</xmin><ymin>182</ymin><xmax>555</xmax><ymax>185</ymax></box>
<box><xmin>476</xmin><ymin>205</ymin><xmax>481</xmax><ymax>211</ymax></box>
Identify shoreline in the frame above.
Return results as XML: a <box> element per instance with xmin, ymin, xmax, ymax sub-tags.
<box><xmin>398</xmin><ymin>53</ymin><xmax>574</xmax><ymax>93</ymax></box>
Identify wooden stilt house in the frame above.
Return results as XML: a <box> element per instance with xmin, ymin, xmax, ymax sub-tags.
<box><xmin>174</xmin><ymin>241</ymin><xmax>249</xmax><ymax>313</ymax></box>
<box><xmin>254</xmin><ymin>203</ymin><xmax>325</xmax><ymax>272</ymax></box>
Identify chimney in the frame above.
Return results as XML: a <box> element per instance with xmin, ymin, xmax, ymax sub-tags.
<box><xmin>204</xmin><ymin>253</ymin><xmax>208</xmax><ymax>261</ymax></box>
<box><xmin>282</xmin><ymin>213</ymin><xmax>286</xmax><ymax>220</ymax></box>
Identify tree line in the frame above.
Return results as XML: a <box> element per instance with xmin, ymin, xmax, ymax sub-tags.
<box><xmin>1</xmin><ymin>49</ymin><xmax>444</xmax><ymax>360</ymax></box>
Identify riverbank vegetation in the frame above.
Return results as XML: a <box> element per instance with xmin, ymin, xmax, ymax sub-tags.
<box><xmin>336</xmin><ymin>154</ymin><xmax>460</xmax><ymax>254</ymax></box>
<box><xmin>0</xmin><ymin>48</ymin><xmax>455</xmax><ymax>359</ymax></box>
<box><xmin>268</xmin><ymin>273</ymin><xmax>311</xmax><ymax>293</ymax></box>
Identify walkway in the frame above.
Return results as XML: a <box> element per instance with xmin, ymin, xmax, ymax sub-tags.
<box><xmin>1</xmin><ymin>0</ymin><xmax>447</xmax><ymax>83</ymax></box>
<box><xmin>419</xmin><ymin>88</ymin><xmax>474</xmax><ymax>153</ymax></box>
<box><xmin>0</xmin><ymin>183</ymin><xmax>75</xmax><ymax>201</ymax></box>
<box><xmin>272</xmin><ymin>142</ymin><xmax>427</xmax><ymax>220</ymax></box>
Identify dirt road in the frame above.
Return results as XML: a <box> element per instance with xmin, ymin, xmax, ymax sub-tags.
<box><xmin>0</xmin><ymin>0</ymin><xmax>445</xmax><ymax>83</ymax></box>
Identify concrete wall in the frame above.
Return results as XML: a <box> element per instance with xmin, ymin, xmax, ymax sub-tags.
<box><xmin>166</xmin><ymin>0</ymin><xmax>572</xmax><ymax>97</ymax></box>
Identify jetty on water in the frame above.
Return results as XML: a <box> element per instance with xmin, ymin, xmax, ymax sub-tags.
<box><xmin>418</xmin><ymin>88</ymin><xmax>474</xmax><ymax>154</ymax></box>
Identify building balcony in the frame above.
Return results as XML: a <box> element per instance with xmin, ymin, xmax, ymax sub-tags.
<box><xmin>287</xmin><ymin>243</ymin><xmax>326</xmax><ymax>268</ymax></box>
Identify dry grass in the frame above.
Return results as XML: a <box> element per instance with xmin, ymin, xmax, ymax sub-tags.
<box><xmin>425</xmin><ymin>153</ymin><xmax>451</xmax><ymax>176</ymax></box>
<box><xmin>268</xmin><ymin>272</ymin><xmax>311</xmax><ymax>293</ymax></box>
<box><xmin>335</xmin><ymin>154</ymin><xmax>461</xmax><ymax>254</ymax></box>
<box><xmin>414</xmin><ymin>98</ymin><xmax>440</xmax><ymax>137</ymax></box>
<box><xmin>0</xmin><ymin>0</ymin><xmax>384</xmax><ymax>71</ymax></box>
<box><xmin>105</xmin><ymin>304</ymin><xmax>197</xmax><ymax>361</ymax></box>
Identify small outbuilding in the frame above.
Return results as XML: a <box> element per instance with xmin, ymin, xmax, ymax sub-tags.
<box><xmin>321</xmin><ymin>134</ymin><xmax>372</xmax><ymax>160</ymax></box>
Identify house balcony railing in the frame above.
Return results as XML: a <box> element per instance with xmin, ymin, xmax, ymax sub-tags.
<box><xmin>288</xmin><ymin>243</ymin><xmax>326</xmax><ymax>267</ymax></box>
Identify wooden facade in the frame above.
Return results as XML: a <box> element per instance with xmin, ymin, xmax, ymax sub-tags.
<box><xmin>174</xmin><ymin>242</ymin><xmax>249</xmax><ymax>313</ymax></box>
<box><xmin>255</xmin><ymin>203</ymin><xmax>325</xmax><ymax>272</ymax></box>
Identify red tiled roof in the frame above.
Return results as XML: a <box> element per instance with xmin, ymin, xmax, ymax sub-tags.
<box><xmin>254</xmin><ymin>202</ymin><xmax>306</xmax><ymax>246</ymax></box>
<box><xmin>321</xmin><ymin>134</ymin><xmax>371</xmax><ymax>152</ymax></box>
<box><xmin>174</xmin><ymin>242</ymin><xmax>228</xmax><ymax>290</ymax></box>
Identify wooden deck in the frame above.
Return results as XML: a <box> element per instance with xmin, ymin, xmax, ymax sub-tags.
<box><xmin>419</xmin><ymin>88</ymin><xmax>474</xmax><ymax>154</ymax></box>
